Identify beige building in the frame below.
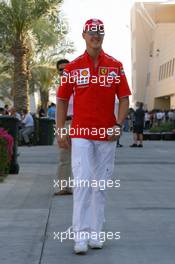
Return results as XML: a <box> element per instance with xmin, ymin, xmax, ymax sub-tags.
<box><xmin>131</xmin><ymin>2</ymin><xmax>175</xmax><ymax>110</ymax></box>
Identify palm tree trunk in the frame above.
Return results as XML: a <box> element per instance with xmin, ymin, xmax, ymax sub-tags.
<box><xmin>40</xmin><ymin>88</ymin><xmax>49</xmax><ymax>113</ymax></box>
<box><xmin>12</xmin><ymin>38</ymin><xmax>29</xmax><ymax>113</ymax></box>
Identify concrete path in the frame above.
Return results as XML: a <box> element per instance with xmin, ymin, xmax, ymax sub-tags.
<box><xmin>0</xmin><ymin>134</ymin><xmax>175</xmax><ymax>264</ymax></box>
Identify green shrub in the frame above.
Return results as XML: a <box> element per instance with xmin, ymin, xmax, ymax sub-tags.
<box><xmin>0</xmin><ymin>137</ymin><xmax>10</xmax><ymax>178</ymax></box>
<box><xmin>150</xmin><ymin>122</ymin><xmax>174</xmax><ymax>133</ymax></box>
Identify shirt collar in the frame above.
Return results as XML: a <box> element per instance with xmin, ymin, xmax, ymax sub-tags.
<box><xmin>84</xmin><ymin>49</ymin><xmax>105</xmax><ymax>65</ymax></box>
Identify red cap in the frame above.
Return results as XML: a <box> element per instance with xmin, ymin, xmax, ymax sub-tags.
<box><xmin>83</xmin><ymin>18</ymin><xmax>104</xmax><ymax>32</ymax></box>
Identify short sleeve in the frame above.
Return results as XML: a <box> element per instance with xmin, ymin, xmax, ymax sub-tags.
<box><xmin>115</xmin><ymin>63</ymin><xmax>131</xmax><ymax>99</ymax></box>
<box><xmin>56</xmin><ymin>63</ymin><xmax>75</xmax><ymax>101</ymax></box>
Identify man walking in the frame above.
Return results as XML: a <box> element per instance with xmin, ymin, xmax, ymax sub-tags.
<box><xmin>130</xmin><ymin>102</ymin><xmax>145</xmax><ymax>147</ymax></box>
<box><xmin>56</xmin><ymin>18</ymin><xmax>131</xmax><ymax>254</ymax></box>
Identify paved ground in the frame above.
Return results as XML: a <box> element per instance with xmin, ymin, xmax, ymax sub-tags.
<box><xmin>0</xmin><ymin>133</ymin><xmax>175</xmax><ymax>264</ymax></box>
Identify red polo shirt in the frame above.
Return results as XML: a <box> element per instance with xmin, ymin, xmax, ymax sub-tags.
<box><xmin>57</xmin><ymin>50</ymin><xmax>131</xmax><ymax>140</ymax></box>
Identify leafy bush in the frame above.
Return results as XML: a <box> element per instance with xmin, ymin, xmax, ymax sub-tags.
<box><xmin>0</xmin><ymin>128</ymin><xmax>14</xmax><ymax>177</ymax></box>
<box><xmin>0</xmin><ymin>137</ymin><xmax>9</xmax><ymax>176</ymax></box>
<box><xmin>150</xmin><ymin>122</ymin><xmax>174</xmax><ymax>133</ymax></box>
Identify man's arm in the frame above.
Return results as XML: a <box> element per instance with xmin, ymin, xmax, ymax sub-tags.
<box><xmin>117</xmin><ymin>97</ymin><xmax>129</xmax><ymax>125</ymax></box>
<box><xmin>56</xmin><ymin>63</ymin><xmax>75</xmax><ymax>148</ymax></box>
<box><xmin>56</xmin><ymin>98</ymin><xmax>70</xmax><ymax>149</ymax></box>
<box><xmin>56</xmin><ymin>99</ymin><xmax>68</xmax><ymax>128</ymax></box>
<box><xmin>108</xmin><ymin>62</ymin><xmax>131</xmax><ymax>141</ymax></box>
<box><xmin>108</xmin><ymin>97</ymin><xmax>129</xmax><ymax>141</ymax></box>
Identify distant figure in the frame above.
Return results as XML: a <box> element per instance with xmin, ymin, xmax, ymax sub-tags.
<box><xmin>38</xmin><ymin>107</ymin><xmax>46</xmax><ymax>118</ymax></box>
<box><xmin>130</xmin><ymin>102</ymin><xmax>145</xmax><ymax>147</ymax></box>
<box><xmin>173</xmin><ymin>110</ymin><xmax>175</xmax><ymax>127</ymax></box>
<box><xmin>4</xmin><ymin>104</ymin><xmax>9</xmax><ymax>115</ymax></box>
<box><xmin>149</xmin><ymin>111</ymin><xmax>154</xmax><ymax>128</ymax></box>
<box><xmin>19</xmin><ymin>109</ymin><xmax>34</xmax><ymax>146</ymax></box>
<box><xmin>0</xmin><ymin>107</ymin><xmax>5</xmax><ymax>116</ymax></box>
<box><xmin>123</xmin><ymin>115</ymin><xmax>129</xmax><ymax>132</ymax></box>
<box><xmin>144</xmin><ymin>111</ymin><xmax>150</xmax><ymax>130</ymax></box>
<box><xmin>47</xmin><ymin>103</ymin><xmax>56</xmax><ymax>120</ymax></box>
<box><xmin>54</xmin><ymin>58</ymin><xmax>73</xmax><ymax>195</ymax></box>
<box><xmin>10</xmin><ymin>107</ymin><xmax>21</xmax><ymax>121</ymax></box>
<box><xmin>156</xmin><ymin>110</ymin><xmax>163</xmax><ymax>126</ymax></box>
<box><xmin>168</xmin><ymin>110</ymin><xmax>174</xmax><ymax>122</ymax></box>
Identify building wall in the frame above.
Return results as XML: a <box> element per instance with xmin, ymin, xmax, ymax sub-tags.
<box><xmin>171</xmin><ymin>94</ymin><xmax>175</xmax><ymax>109</ymax></box>
<box><xmin>131</xmin><ymin>3</ymin><xmax>154</xmax><ymax>105</ymax></box>
<box><xmin>131</xmin><ymin>3</ymin><xmax>175</xmax><ymax>110</ymax></box>
<box><xmin>149</xmin><ymin>23</ymin><xmax>175</xmax><ymax>110</ymax></box>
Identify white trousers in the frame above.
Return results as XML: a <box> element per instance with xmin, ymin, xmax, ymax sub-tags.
<box><xmin>71</xmin><ymin>138</ymin><xmax>116</xmax><ymax>242</ymax></box>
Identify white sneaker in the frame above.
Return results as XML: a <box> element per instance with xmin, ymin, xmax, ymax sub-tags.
<box><xmin>74</xmin><ymin>241</ymin><xmax>88</xmax><ymax>254</ymax></box>
<box><xmin>88</xmin><ymin>239</ymin><xmax>103</xmax><ymax>249</ymax></box>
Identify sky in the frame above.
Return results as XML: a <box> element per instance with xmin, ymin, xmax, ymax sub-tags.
<box><xmin>61</xmin><ymin>0</ymin><xmax>133</xmax><ymax>86</ymax></box>
<box><xmin>61</xmin><ymin>0</ymin><xmax>174</xmax><ymax>87</ymax></box>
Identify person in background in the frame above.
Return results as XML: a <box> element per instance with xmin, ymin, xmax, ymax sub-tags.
<box><xmin>38</xmin><ymin>107</ymin><xmax>46</xmax><ymax>118</ymax></box>
<box><xmin>123</xmin><ymin>115</ymin><xmax>129</xmax><ymax>132</ymax></box>
<box><xmin>149</xmin><ymin>110</ymin><xmax>154</xmax><ymax>128</ymax></box>
<box><xmin>173</xmin><ymin>110</ymin><xmax>175</xmax><ymax>128</ymax></box>
<box><xmin>4</xmin><ymin>104</ymin><xmax>9</xmax><ymax>115</ymax></box>
<box><xmin>19</xmin><ymin>109</ymin><xmax>34</xmax><ymax>146</ymax></box>
<box><xmin>161</xmin><ymin>110</ymin><xmax>165</xmax><ymax>123</ymax></box>
<box><xmin>47</xmin><ymin>103</ymin><xmax>56</xmax><ymax>120</ymax></box>
<box><xmin>55</xmin><ymin>58</ymin><xmax>73</xmax><ymax>195</ymax></box>
<box><xmin>128</xmin><ymin>108</ymin><xmax>135</xmax><ymax>131</ymax></box>
<box><xmin>0</xmin><ymin>107</ymin><xmax>5</xmax><ymax>116</ymax></box>
<box><xmin>144</xmin><ymin>110</ymin><xmax>150</xmax><ymax>130</ymax></box>
<box><xmin>130</xmin><ymin>102</ymin><xmax>145</xmax><ymax>147</ymax></box>
<box><xmin>168</xmin><ymin>109</ymin><xmax>173</xmax><ymax>122</ymax></box>
<box><xmin>156</xmin><ymin>110</ymin><xmax>163</xmax><ymax>126</ymax></box>
<box><xmin>10</xmin><ymin>107</ymin><xmax>21</xmax><ymax>121</ymax></box>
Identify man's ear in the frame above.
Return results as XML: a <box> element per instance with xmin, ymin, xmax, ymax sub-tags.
<box><xmin>82</xmin><ymin>32</ymin><xmax>85</xmax><ymax>39</ymax></box>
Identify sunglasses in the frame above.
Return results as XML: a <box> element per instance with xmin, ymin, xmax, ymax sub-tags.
<box><xmin>85</xmin><ymin>30</ymin><xmax>105</xmax><ymax>36</ymax></box>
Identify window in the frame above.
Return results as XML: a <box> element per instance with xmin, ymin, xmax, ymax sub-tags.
<box><xmin>163</xmin><ymin>63</ymin><xmax>166</xmax><ymax>79</ymax></box>
<box><xmin>146</xmin><ymin>72</ymin><xmax>150</xmax><ymax>86</ymax></box>
<box><xmin>172</xmin><ymin>58</ymin><xmax>175</xmax><ymax>76</ymax></box>
<box><xmin>158</xmin><ymin>65</ymin><xmax>161</xmax><ymax>81</ymax></box>
<box><xmin>169</xmin><ymin>60</ymin><xmax>172</xmax><ymax>77</ymax></box>
<box><xmin>158</xmin><ymin>58</ymin><xmax>175</xmax><ymax>81</ymax></box>
<box><xmin>160</xmin><ymin>64</ymin><xmax>164</xmax><ymax>80</ymax></box>
<box><xmin>166</xmin><ymin>62</ymin><xmax>170</xmax><ymax>78</ymax></box>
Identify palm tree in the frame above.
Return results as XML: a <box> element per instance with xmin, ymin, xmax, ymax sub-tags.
<box><xmin>30</xmin><ymin>63</ymin><xmax>57</xmax><ymax>112</ymax></box>
<box><xmin>0</xmin><ymin>53</ymin><xmax>13</xmax><ymax>102</ymax></box>
<box><xmin>0</xmin><ymin>0</ymin><xmax>63</xmax><ymax>112</ymax></box>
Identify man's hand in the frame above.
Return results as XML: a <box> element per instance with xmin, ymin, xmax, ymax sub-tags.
<box><xmin>56</xmin><ymin>99</ymin><xmax>69</xmax><ymax>148</ymax></box>
<box><xmin>56</xmin><ymin>133</ymin><xmax>71</xmax><ymax>149</ymax></box>
<box><xmin>107</xmin><ymin>125</ymin><xmax>121</xmax><ymax>141</ymax></box>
